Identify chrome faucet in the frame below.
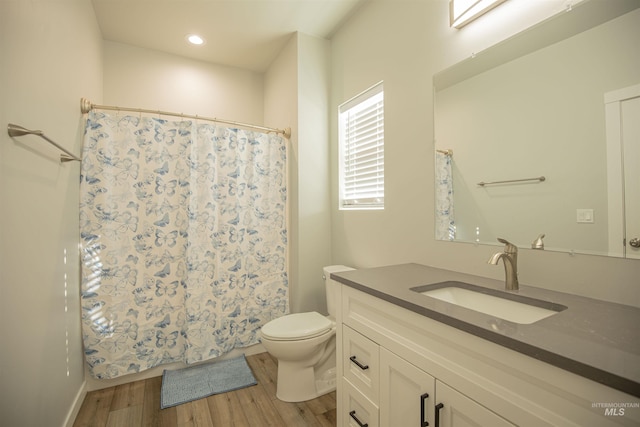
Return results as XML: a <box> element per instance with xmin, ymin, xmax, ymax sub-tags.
<box><xmin>488</xmin><ymin>238</ymin><xmax>519</xmax><ymax>291</ymax></box>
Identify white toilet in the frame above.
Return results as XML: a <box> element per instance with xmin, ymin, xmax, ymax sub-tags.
<box><xmin>260</xmin><ymin>265</ymin><xmax>354</xmax><ymax>402</ymax></box>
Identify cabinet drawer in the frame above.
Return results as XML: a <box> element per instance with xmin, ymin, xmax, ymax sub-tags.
<box><xmin>343</xmin><ymin>325</ymin><xmax>380</xmax><ymax>404</ymax></box>
<box><xmin>342</xmin><ymin>378</ymin><xmax>379</xmax><ymax>427</ymax></box>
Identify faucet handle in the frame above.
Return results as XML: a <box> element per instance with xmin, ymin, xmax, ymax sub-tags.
<box><xmin>531</xmin><ymin>233</ymin><xmax>545</xmax><ymax>249</ymax></box>
<box><xmin>497</xmin><ymin>238</ymin><xmax>517</xmax><ymax>253</ymax></box>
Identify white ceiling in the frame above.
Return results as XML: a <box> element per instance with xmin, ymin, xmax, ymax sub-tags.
<box><xmin>91</xmin><ymin>0</ymin><xmax>365</xmax><ymax>72</ymax></box>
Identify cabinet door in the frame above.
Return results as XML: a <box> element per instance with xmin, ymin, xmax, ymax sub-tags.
<box><xmin>344</xmin><ymin>325</ymin><xmax>380</xmax><ymax>404</ymax></box>
<box><xmin>343</xmin><ymin>378</ymin><xmax>380</xmax><ymax>427</ymax></box>
<box><xmin>379</xmin><ymin>348</ymin><xmax>435</xmax><ymax>427</ymax></box>
<box><xmin>434</xmin><ymin>381</ymin><xmax>514</xmax><ymax>427</ymax></box>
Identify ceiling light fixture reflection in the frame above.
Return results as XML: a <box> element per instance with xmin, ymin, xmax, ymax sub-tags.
<box><xmin>450</xmin><ymin>0</ymin><xmax>508</xmax><ymax>29</ymax></box>
<box><xmin>186</xmin><ymin>34</ymin><xmax>205</xmax><ymax>45</ymax></box>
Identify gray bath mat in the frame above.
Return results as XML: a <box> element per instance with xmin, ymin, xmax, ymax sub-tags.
<box><xmin>160</xmin><ymin>354</ymin><xmax>257</xmax><ymax>409</ymax></box>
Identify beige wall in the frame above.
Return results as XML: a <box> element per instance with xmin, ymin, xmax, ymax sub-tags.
<box><xmin>264</xmin><ymin>35</ymin><xmax>300</xmax><ymax>313</ymax></box>
<box><xmin>330</xmin><ymin>0</ymin><xmax>640</xmax><ymax>307</ymax></box>
<box><xmin>295</xmin><ymin>33</ymin><xmax>333</xmax><ymax>314</ymax></box>
<box><xmin>103</xmin><ymin>41</ymin><xmax>264</xmax><ymax>124</ymax></box>
<box><xmin>264</xmin><ymin>33</ymin><xmax>333</xmax><ymax>314</ymax></box>
<box><xmin>0</xmin><ymin>1</ymin><xmax>103</xmax><ymax>426</ymax></box>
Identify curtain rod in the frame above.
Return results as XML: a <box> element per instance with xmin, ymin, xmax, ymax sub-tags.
<box><xmin>80</xmin><ymin>98</ymin><xmax>291</xmax><ymax>139</ymax></box>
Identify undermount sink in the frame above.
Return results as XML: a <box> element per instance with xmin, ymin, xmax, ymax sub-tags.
<box><xmin>411</xmin><ymin>281</ymin><xmax>567</xmax><ymax>324</ymax></box>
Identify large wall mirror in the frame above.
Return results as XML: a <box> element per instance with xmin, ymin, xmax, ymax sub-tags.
<box><xmin>434</xmin><ymin>0</ymin><xmax>640</xmax><ymax>258</ymax></box>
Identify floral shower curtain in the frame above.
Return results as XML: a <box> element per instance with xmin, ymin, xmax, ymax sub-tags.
<box><xmin>435</xmin><ymin>151</ymin><xmax>455</xmax><ymax>241</ymax></box>
<box><xmin>80</xmin><ymin>111</ymin><xmax>288</xmax><ymax>379</ymax></box>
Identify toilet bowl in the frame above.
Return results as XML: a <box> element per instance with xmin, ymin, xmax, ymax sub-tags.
<box><xmin>259</xmin><ymin>265</ymin><xmax>354</xmax><ymax>402</ymax></box>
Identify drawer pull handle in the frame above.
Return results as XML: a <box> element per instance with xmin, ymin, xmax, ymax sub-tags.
<box><xmin>434</xmin><ymin>403</ymin><xmax>444</xmax><ymax>427</ymax></box>
<box><xmin>349</xmin><ymin>355</ymin><xmax>369</xmax><ymax>370</ymax></box>
<box><xmin>420</xmin><ymin>392</ymin><xmax>430</xmax><ymax>427</ymax></box>
<box><xmin>349</xmin><ymin>410</ymin><xmax>368</xmax><ymax>427</ymax></box>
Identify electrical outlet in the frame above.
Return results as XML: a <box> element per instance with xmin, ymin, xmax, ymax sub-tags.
<box><xmin>577</xmin><ymin>209</ymin><xmax>594</xmax><ymax>223</ymax></box>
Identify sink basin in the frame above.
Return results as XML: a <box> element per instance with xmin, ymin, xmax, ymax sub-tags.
<box><xmin>411</xmin><ymin>281</ymin><xmax>567</xmax><ymax>324</ymax></box>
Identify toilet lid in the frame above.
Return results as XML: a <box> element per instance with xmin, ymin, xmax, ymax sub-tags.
<box><xmin>261</xmin><ymin>312</ymin><xmax>333</xmax><ymax>341</ymax></box>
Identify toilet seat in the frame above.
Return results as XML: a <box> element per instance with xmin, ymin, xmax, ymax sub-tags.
<box><xmin>261</xmin><ymin>312</ymin><xmax>333</xmax><ymax>341</ymax></box>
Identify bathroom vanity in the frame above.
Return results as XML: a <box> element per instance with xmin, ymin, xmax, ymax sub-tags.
<box><xmin>332</xmin><ymin>264</ymin><xmax>640</xmax><ymax>427</ymax></box>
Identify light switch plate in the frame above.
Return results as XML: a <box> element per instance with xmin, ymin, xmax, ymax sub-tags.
<box><xmin>577</xmin><ymin>209</ymin><xmax>594</xmax><ymax>223</ymax></box>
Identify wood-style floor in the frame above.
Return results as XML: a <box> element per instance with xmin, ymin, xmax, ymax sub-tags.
<box><xmin>73</xmin><ymin>352</ymin><xmax>336</xmax><ymax>427</ymax></box>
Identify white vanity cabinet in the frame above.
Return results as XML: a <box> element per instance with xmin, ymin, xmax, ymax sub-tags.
<box><xmin>342</xmin><ymin>323</ymin><xmax>512</xmax><ymax>427</ymax></box>
<box><xmin>336</xmin><ymin>284</ymin><xmax>639</xmax><ymax>427</ymax></box>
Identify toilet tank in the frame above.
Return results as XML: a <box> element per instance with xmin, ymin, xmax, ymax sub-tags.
<box><xmin>323</xmin><ymin>265</ymin><xmax>355</xmax><ymax>319</ymax></box>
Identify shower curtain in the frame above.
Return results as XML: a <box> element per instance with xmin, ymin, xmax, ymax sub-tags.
<box><xmin>80</xmin><ymin>111</ymin><xmax>288</xmax><ymax>379</ymax></box>
<box><xmin>435</xmin><ymin>151</ymin><xmax>455</xmax><ymax>241</ymax></box>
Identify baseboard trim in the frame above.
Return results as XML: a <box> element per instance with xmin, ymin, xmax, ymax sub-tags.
<box><xmin>63</xmin><ymin>380</ymin><xmax>87</xmax><ymax>427</ymax></box>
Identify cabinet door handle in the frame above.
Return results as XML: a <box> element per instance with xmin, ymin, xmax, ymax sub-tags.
<box><xmin>420</xmin><ymin>392</ymin><xmax>430</xmax><ymax>427</ymax></box>
<box><xmin>434</xmin><ymin>403</ymin><xmax>444</xmax><ymax>427</ymax></box>
<box><xmin>349</xmin><ymin>410</ymin><xmax>369</xmax><ymax>427</ymax></box>
<box><xmin>349</xmin><ymin>355</ymin><xmax>369</xmax><ymax>370</ymax></box>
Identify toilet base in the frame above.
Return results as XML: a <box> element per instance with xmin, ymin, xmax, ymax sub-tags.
<box><xmin>276</xmin><ymin>363</ymin><xmax>336</xmax><ymax>402</ymax></box>
<box><xmin>314</xmin><ymin>367</ymin><xmax>337</xmax><ymax>396</ymax></box>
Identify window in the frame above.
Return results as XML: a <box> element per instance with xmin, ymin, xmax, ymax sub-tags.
<box><xmin>338</xmin><ymin>82</ymin><xmax>384</xmax><ymax>210</ymax></box>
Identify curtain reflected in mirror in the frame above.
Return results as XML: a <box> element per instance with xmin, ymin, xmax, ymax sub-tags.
<box><xmin>435</xmin><ymin>150</ymin><xmax>455</xmax><ymax>241</ymax></box>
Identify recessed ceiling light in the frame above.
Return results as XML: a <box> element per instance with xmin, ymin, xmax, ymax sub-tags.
<box><xmin>186</xmin><ymin>34</ymin><xmax>205</xmax><ymax>45</ymax></box>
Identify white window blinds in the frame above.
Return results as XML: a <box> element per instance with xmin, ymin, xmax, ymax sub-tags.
<box><xmin>339</xmin><ymin>82</ymin><xmax>384</xmax><ymax>209</ymax></box>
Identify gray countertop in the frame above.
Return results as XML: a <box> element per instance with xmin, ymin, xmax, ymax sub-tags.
<box><xmin>332</xmin><ymin>263</ymin><xmax>640</xmax><ymax>398</ymax></box>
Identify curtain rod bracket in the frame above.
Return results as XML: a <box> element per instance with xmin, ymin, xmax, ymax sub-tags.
<box><xmin>80</xmin><ymin>97</ymin><xmax>92</xmax><ymax>114</ymax></box>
